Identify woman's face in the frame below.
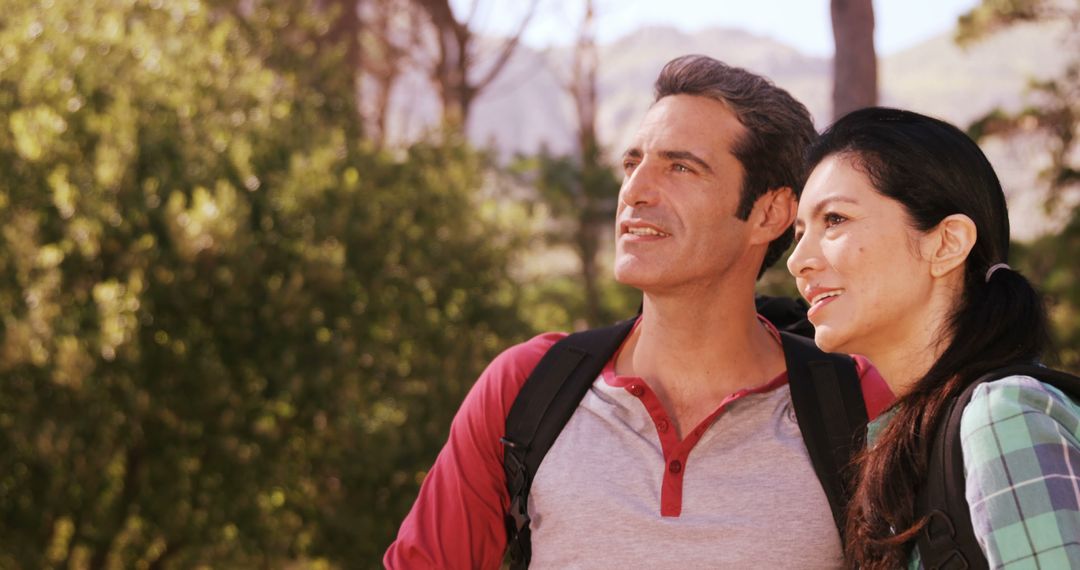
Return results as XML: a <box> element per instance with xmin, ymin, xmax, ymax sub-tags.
<box><xmin>787</xmin><ymin>154</ymin><xmax>937</xmax><ymax>357</ymax></box>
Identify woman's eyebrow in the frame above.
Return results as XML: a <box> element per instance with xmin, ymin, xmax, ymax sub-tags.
<box><xmin>807</xmin><ymin>196</ymin><xmax>859</xmax><ymax>220</ymax></box>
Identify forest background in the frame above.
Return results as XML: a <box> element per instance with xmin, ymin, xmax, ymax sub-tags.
<box><xmin>1</xmin><ymin>0</ymin><xmax>1077</xmax><ymax>568</ymax></box>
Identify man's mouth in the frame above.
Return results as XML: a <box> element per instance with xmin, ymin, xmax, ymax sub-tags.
<box><xmin>621</xmin><ymin>220</ymin><xmax>670</xmax><ymax>238</ymax></box>
<box><xmin>626</xmin><ymin>226</ymin><xmax>669</xmax><ymax>237</ymax></box>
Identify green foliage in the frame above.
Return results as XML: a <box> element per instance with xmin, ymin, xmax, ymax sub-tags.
<box><xmin>958</xmin><ymin>0</ymin><xmax>1077</xmax><ymax>204</ymax></box>
<box><xmin>1015</xmin><ymin>218</ymin><xmax>1080</xmax><ymax>373</ymax></box>
<box><xmin>518</xmin><ymin>274</ymin><xmax>640</xmax><ymax>333</ymax></box>
<box><xmin>756</xmin><ymin>262</ymin><xmax>802</xmax><ymax>300</ymax></box>
<box><xmin>956</xmin><ymin>0</ymin><xmax>1080</xmax><ymax>373</ymax></box>
<box><xmin>0</xmin><ymin>0</ymin><xmax>527</xmax><ymax>567</ymax></box>
<box><xmin>511</xmin><ymin>144</ymin><xmax>633</xmax><ymax>329</ymax></box>
<box><xmin>955</xmin><ymin>0</ymin><xmax>1045</xmax><ymax>45</ymax></box>
<box><xmin>514</xmin><ymin>145</ymin><xmax>618</xmax><ymax>227</ymax></box>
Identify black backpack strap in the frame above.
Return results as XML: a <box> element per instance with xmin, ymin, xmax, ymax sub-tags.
<box><xmin>756</xmin><ymin>294</ymin><xmax>815</xmax><ymax>338</ymax></box>
<box><xmin>780</xmin><ymin>331</ymin><xmax>868</xmax><ymax>541</ymax></box>
<box><xmin>916</xmin><ymin>364</ymin><xmax>1080</xmax><ymax>570</ymax></box>
<box><xmin>501</xmin><ymin>317</ymin><xmax>637</xmax><ymax>569</ymax></box>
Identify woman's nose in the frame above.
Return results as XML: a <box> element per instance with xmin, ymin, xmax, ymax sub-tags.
<box><xmin>787</xmin><ymin>230</ymin><xmax>821</xmax><ymax>277</ymax></box>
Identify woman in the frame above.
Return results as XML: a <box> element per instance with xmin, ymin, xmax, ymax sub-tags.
<box><xmin>787</xmin><ymin>107</ymin><xmax>1080</xmax><ymax>569</ymax></box>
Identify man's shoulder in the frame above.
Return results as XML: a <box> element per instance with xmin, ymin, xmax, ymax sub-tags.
<box><xmin>488</xmin><ymin>332</ymin><xmax>569</xmax><ymax>384</ymax></box>
<box><xmin>467</xmin><ymin>332</ymin><xmax>570</xmax><ymax>415</ymax></box>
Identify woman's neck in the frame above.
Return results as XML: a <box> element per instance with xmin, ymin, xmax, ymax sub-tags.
<box><xmin>864</xmin><ymin>309</ymin><xmax>955</xmax><ymax>398</ymax></box>
<box><xmin>867</xmin><ymin>343</ymin><xmax>942</xmax><ymax>398</ymax></box>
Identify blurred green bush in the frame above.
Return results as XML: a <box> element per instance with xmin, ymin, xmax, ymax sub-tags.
<box><xmin>0</xmin><ymin>1</ymin><xmax>529</xmax><ymax>567</ymax></box>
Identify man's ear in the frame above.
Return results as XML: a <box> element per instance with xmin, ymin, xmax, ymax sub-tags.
<box><xmin>922</xmin><ymin>213</ymin><xmax>977</xmax><ymax>278</ymax></box>
<box><xmin>749</xmin><ymin>186</ymin><xmax>797</xmax><ymax>245</ymax></box>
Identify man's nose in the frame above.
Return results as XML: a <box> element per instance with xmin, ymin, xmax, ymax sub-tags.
<box><xmin>620</xmin><ymin>162</ymin><xmax>659</xmax><ymax>207</ymax></box>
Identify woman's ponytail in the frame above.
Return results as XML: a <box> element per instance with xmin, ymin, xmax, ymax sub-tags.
<box><xmin>805</xmin><ymin>108</ymin><xmax>1051</xmax><ymax>569</ymax></box>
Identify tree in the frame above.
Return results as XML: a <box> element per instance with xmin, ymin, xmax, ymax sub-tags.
<box><xmin>955</xmin><ymin>0</ymin><xmax>1080</xmax><ymax>372</ymax></box>
<box><xmin>564</xmin><ymin>0</ymin><xmax>620</xmax><ymax>326</ymax></box>
<box><xmin>321</xmin><ymin>0</ymin><xmax>364</xmax><ymax>124</ymax></box>
<box><xmin>359</xmin><ymin>0</ymin><xmax>425</xmax><ymax>147</ymax></box>
<box><xmin>958</xmin><ymin>0</ymin><xmax>1078</xmax><ymax>201</ymax></box>
<box><xmin>412</xmin><ymin>0</ymin><xmax>540</xmax><ymax>129</ymax></box>
<box><xmin>209</xmin><ymin>0</ymin><xmax>365</xmax><ymax>130</ymax></box>
<box><xmin>511</xmin><ymin>0</ymin><xmax>630</xmax><ymax>330</ymax></box>
<box><xmin>0</xmin><ymin>0</ymin><xmax>529</xmax><ymax>566</ymax></box>
<box><xmin>830</xmin><ymin>0</ymin><xmax>878</xmax><ymax>120</ymax></box>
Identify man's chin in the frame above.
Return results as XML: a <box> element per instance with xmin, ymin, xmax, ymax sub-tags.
<box><xmin>612</xmin><ymin>267</ymin><xmax>650</xmax><ymax>290</ymax></box>
<box><xmin>612</xmin><ymin>261</ymin><xmax>636</xmax><ymax>286</ymax></box>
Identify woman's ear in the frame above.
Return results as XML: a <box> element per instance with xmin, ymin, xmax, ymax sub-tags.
<box><xmin>923</xmin><ymin>213</ymin><xmax>977</xmax><ymax>278</ymax></box>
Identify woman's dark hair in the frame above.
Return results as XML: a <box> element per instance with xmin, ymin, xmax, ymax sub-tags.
<box><xmin>805</xmin><ymin>107</ymin><xmax>1051</xmax><ymax>569</ymax></box>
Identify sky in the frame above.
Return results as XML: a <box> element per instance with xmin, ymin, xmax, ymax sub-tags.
<box><xmin>456</xmin><ymin>0</ymin><xmax>981</xmax><ymax>57</ymax></box>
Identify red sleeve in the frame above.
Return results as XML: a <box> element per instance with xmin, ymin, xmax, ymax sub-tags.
<box><xmin>853</xmin><ymin>354</ymin><xmax>893</xmax><ymax>421</ymax></box>
<box><xmin>384</xmin><ymin>332</ymin><xmax>566</xmax><ymax>570</ymax></box>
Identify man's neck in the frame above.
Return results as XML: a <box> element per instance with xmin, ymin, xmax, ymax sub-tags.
<box><xmin>616</xmin><ymin>287</ymin><xmax>787</xmax><ymax>436</ymax></box>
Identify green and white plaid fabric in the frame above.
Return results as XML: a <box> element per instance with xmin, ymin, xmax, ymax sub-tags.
<box><xmin>901</xmin><ymin>375</ymin><xmax>1080</xmax><ymax>569</ymax></box>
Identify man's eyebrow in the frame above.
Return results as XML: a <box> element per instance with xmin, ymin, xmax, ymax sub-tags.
<box><xmin>622</xmin><ymin>148</ymin><xmax>643</xmax><ymax>161</ymax></box>
<box><xmin>659</xmin><ymin>150</ymin><xmax>714</xmax><ymax>175</ymax></box>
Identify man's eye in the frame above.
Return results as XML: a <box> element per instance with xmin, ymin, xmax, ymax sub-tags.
<box><xmin>673</xmin><ymin>164</ymin><xmax>690</xmax><ymax>173</ymax></box>
<box><xmin>623</xmin><ymin>161</ymin><xmax>637</xmax><ymax>172</ymax></box>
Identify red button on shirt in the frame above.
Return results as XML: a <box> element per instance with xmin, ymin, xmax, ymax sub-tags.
<box><xmin>656</xmin><ymin>420</ymin><xmax>669</xmax><ymax>433</ymax></box>
<box><xmin>669</xmin><ymin>460</ymin><xmax>682</xmax><ymax>474</ymax></box>
<box><xmin>629</xmin><ymin>385</ymin><xmax>644</xmax><ymax>397</ymax></box>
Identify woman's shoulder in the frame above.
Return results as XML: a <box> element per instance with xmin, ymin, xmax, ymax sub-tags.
<box><xmin>957</xmin><ymin>374</ymin><xmax>1080</xmax><ymax>568</ymax></box>
<box><xmin>960</xmin><ymin>373</ymin><xmax>1080</xmax><ymax>441</ymax></box>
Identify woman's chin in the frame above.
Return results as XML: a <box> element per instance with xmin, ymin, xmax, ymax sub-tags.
<box><xmin>812</xmin><ymin>326</ymin><xmax>850</xmax><ymax>354</ymax></box>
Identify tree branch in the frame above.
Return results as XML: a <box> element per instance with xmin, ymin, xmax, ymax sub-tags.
<box><xmin>474</xmin><ymin>0</ymin><xmax>540</xmax><ymax>92</ymax></box>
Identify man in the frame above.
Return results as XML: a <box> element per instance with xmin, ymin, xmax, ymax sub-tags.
<box><xmin>385</xmin><ymin>55</ymin><xmax>891</xmax><ymax>568</ymax></box>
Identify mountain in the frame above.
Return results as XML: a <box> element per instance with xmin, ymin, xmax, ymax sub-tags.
<box><xmin>465</xmin><ymin>25</ymin><xmax>831</xmax><ymax>157</ymax></box>
<box><xmin>388</xmin><ymin>20</ymin><xmax>1073</xmax><ymax>239</ymax></box>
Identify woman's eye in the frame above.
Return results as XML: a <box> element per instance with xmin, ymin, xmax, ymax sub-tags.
<box><xmin>824</xmin><ymin>212</ymin><xmax>847</xmax><ymax>227</ymax></box>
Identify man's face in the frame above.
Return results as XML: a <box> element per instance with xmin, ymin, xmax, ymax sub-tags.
<box><xmin>614</xmin><ymin>94</ymin><xmax>752</xmax><ymax>295</ymax></box>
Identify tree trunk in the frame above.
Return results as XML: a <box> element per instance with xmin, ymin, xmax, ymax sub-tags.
<box><xmin>577</xmin><ymin>214</ymin><xmax>601</xmax><ymax>328</ymax></box>
<box><xmin>361</xmin><ymin>0</ymin><xmax>418</xmax><ymax>147</ymax></box>
<box><xmin>326</xmin><ymin>0</ymin><xmax>364</xmax><ymax>128</ymax></box>
<box><xmin>831</xmin><ymin>0</ymin><xmax>877</xmax><ymax>120</ymax></box>
<box><xmin>571</xmin><ymin>0</ymin><xmax>603</xmax><ymax>327</ymax></box>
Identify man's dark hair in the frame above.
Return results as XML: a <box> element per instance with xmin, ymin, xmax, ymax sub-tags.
<box><xmin>654</xmin><ymin>54</ymin><xmax>816</xmax><ymax>277</ymax></box>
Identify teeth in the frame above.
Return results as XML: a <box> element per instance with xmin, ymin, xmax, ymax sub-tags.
<box><xmin>811</xmin><ymin>290</ymin><xmax>844</xmax><ymax>305</ymax></box>
<box><xmin>628</xmin><ymin>227</ymin><xmax>668</xmax><ymax>237</ymax></box>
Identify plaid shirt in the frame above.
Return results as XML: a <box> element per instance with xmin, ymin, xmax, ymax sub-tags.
<box><xmin>891</xmin><ymin>375</ymin><xmax>1080</xmax><ymax>569</ymax></box>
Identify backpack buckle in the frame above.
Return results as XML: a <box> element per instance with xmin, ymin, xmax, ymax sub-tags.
<box><xmin>924</xmin><ymin>509</ymin><xmax>957</xmax><ymax>541</ymax></box>
<box><xmin>509</xmin><ymin>495</ymin><xmax>532</xmax><ymax>532</ymax></box>
<box><xmin>922</xmin><ymin>510</ymin><xmax>969</xmax><ymax>570</ymax></box>
<box><xmin>501</xmin><ymin>436</ymin><xmax>531</xmax><ymax>532</ymax></box>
